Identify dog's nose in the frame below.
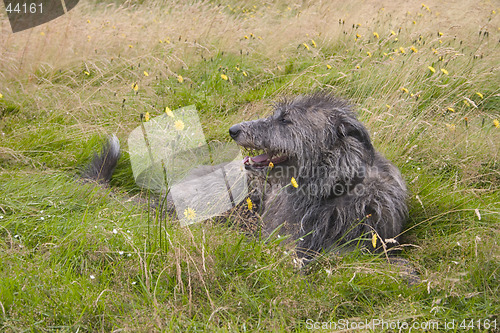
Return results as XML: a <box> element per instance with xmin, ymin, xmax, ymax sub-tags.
<box><xmin>229</xmin><ymin>124</ymin><xmax>242</xmax><ymax>140</ymax></box>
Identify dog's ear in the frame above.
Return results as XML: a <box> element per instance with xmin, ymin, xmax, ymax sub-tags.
<box><xmin>338</xmin><ymin>119</ymin><xmax>375</xmax><ymax>165</ymax></box>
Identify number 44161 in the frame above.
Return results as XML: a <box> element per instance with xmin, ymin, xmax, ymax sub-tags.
<box><xmin>5</xmin><ymin>2</ymin><xmax>43</xmax><ymax>14</ymax></box>
<box><xmin>460</xmin><ymin>319</ymin><xmax>497</xmax><ymax>330</ymax></box>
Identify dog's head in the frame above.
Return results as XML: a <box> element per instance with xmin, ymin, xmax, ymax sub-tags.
<box><xmin>230</xmin><ymin>93</ymin><xmax>375</xmax><ymax>197</ymax></box>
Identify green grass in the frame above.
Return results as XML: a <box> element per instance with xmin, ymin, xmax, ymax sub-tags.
<box><xmin>0</xmin><ymin>0</ymin><xmax>499</xmax><ymax>331</ymax></box>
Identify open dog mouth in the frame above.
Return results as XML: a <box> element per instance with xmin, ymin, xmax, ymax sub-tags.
<box><xmin>242</xmin><ymin>151</ymin><xmax>288</xmax><ymax>169</ymax></box>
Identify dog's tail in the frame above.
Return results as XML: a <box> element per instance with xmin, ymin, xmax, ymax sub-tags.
<box><xmin>82</xmin><ymin>135</ymin><xmax>121</xmax><ymax>183</ymax></box>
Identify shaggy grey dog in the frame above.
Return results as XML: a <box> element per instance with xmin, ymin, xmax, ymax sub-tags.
<box><xmin>83</xmin><ymin>93</ymin><xmax>408</xmax><ymax>258</ymax></box>
<box><xmin>229</xmin><ymin>93</ymin><xmax>408</xmax><ymax>257</ymax></box>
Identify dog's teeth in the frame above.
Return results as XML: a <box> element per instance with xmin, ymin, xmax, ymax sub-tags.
<box><xmin>248</xmin><ymin>158</ymin><xmax>254</xmax><ymax>165</ymax></box>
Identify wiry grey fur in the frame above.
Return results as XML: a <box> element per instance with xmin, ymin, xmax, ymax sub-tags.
<box><xmin>229</xmin><ymin>93</ymin><xmax>408</xmax><ymax>257</ymax></box>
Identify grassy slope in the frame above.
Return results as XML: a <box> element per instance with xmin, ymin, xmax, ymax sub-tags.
<box><xmin>0</xmin><ymin>0</ymin><xmax>499</xmax><ymax>331</ymax></box>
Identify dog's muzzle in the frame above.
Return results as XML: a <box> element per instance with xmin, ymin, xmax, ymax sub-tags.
<box><xmin>229</xmin><ymin>122</ymin><xmax>288</xmax><ymax>169</ymax></box>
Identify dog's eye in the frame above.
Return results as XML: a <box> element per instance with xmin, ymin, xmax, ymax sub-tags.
<box><xmin>279</xmin><ymin>116</ymin><xmax>291</xmax><ymax>124</ymax></box>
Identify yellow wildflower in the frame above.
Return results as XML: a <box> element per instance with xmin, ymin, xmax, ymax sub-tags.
<box><xmin>390</xmin><ymin>30</ymin><xmax>396</xmax><ymax>36</ymax></box>
<box><xmin>493</xmin><ymin>119</ymin><xmax>500</xmax><ymax>128</ymax></box>
<box><xmin>0</xmin><ymin>93</ymin><xmax>3</xmax><ymax>99</ymax></box>
<box><xmin>174</xmin><ymin>120</ymin><xmax>185</xmax><ymax>131</ymax></box>
<box><xmin>291</xmin><ymin>177</ymin><xmax>298</xmax><ymax>188</ymax></box>
<box><xmin>326</xmin><ymin>64</ymin><xmax>332</xmax><ymax>69</ymax></box>
<box><xmin>440</xmin><ymin>68</ymin><xmax>449</xmax><ymax>75</ymax></box>
<box><xmin>428</xmin><ymin>66</ymin><xmax>436</xmax><ymax>73</ymax></box>
<box><xmin>311</xmin><ymin>39</ymin><xmax>317</xmax><ymax>48</ymax></box>
<box><xmin>476</xmin><ymin>92</ymin><xmax>483</xmax><ymax>99</ymax></box>
<box><xmin>463</xmin><ymin>99</ymin><xmax>470</xmax><ymax>107</ymax></box>
<box><xmin>165</xmin><ymin>107</ymin><xmax>174</xmax><ymax>117</ymax></box>
<box><xmin>183</xmin><ymin>207</ymin><xmax>196</xmax><ymax>220</ymax></box>
<box><xmin>143</xmin><ymin>71</ymin><xmax>149</xmax><ymax>77</ymax></box>
<box><xmin>400</xmin><ymin>87</ymin><xmax>409</xmax><ymax>94</ymax></box>
<box><xmin>372</xmin><ymin>233</ymin><xmax>377</xmax><ymax>248</ymax></box>
<box><xmin>40</xmin><ymin>31</ymin><xmax>45</xmax><ymax>36</ymax></box>
<box><xmin>221</xmin><ymin>74</ymin><xmax>229</xmax><ymax>80</ymax></box>
<box><xmin>386</xmin><ymin>104</ymin><xmax>391</xmax><ymax>109</ymax></box>
<box><xmin>356</xmin><ymin>33</ymin><xmax>361</xmax><ymax>39</ymax></box>
<box><xmin>438</xmin><ymin>31</ymin><xmax>443</xmax><ymax>36</ymax></box>
<box><xmin>242</xmin><ymin>71</ymin><xmax>248</xmax><ymax>77</ymax></box>
<box><xmin>303</xmin><ymin>43</ymin><xmax>310</xmax><ymax>50</ymax></box>
<box><xmin>244</xmin><ymin>35</ymin><xmax>249</xmax><ymax>39</ymax></box>
<box><xmin>445</xmin><ymin>123</ymin><xmax>456</xmax><ymax>131</ymax></box>
<box><xmin>86</xmin><ymin>19</ymin><xmax>91</xmax><ymax>23</ymax></box>
<box><xmin>84</xmin><ymin>71</ymin><xmax>90</xmax><ymax>76</ymax></box>
<box><xmin>410</xmin><ymin>46</ymin><xmax>418</xmax><ymax>53</ymax></box>
<box><xmin>128</xmin><ymin>44</ymin><xmax>133</xmax><ymax>48</ymax></box>
<box><xmin>432</xmin><ymin>48</ymin><xmax>438</xmax><ymax>54</ymax></box>
<box><xmin>177</xmin><ymin>75</ymin><xmax>183</xmax><ymax>83</ymax></box>
<box><xmin>373</xmin><ymin>32</ymin><xmax>379</xmax><ymax>38</ymax></box>
<box><xmin>447</xmin><ymin>107</ymin><xmax>455</xmax><ymax>112</ymax></box>
<box><xmin>399</xmin><ymin>47</ymin><xmax>406</xmax><ymax>54</ymax></box>
<box><xmin>246</xmin><ymin>198</ymin><xmax>253</xmax><ymax>211</ymax></box>
<box><xmin>268</xmin><ymin>162</ymin><xmax>274</xmax><ymax>169</ymax></box>
<box><xmin>132</xmin><ymin>83</ymin><xmax>138</xmax><ymax>91</ymax></box>
<box><xmin>367</xmin><ymin>51</ymin><xmax>372</xmax><ymax>57</ymax></box>
<box><xmin>144</xmin><ymin>112</ymin><xmax>150</xmax><ymax>122</ymax></box>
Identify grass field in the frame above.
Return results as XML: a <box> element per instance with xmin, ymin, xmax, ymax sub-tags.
<box><xmin>0</xmin><ymin>0</ymin><xmax>499</xmax><ymax>331</ymax></box>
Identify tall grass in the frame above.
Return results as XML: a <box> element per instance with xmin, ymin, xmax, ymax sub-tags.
<box><xmin>0</xmin><ymin>0</ymin><xmax>499</xmax><ymax>331</ymax></box>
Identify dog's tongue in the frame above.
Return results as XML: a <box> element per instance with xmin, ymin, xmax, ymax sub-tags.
<box><xmin>250</xmin><ymin>153</ymin><xmax>270</xmax><ymax>163</ymax></box>
<box><xmin>242</xmin><ymin>153</ymin><xmax>271</xmax><ymax>167</ymax></box>
<box><xmin>243</xmin><ymin>153</ymin><xmax>287</xmax><ymax>168</ymax></box>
